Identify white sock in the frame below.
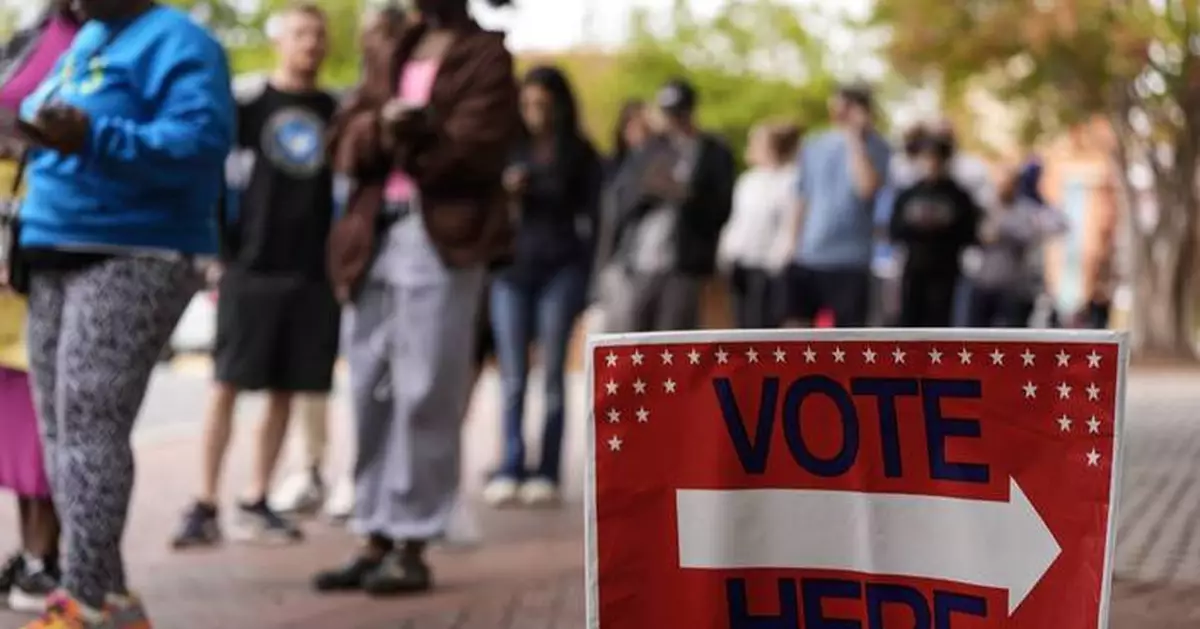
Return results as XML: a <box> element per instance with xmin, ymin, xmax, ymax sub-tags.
<box><xmin>21</xmin><ymin>553</ymin><xmax>43</xmax><ymax>573</ymax></box>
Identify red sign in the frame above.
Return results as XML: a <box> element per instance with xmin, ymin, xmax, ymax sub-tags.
<box><xmin>586</xmin><ymin>331</ymin><xmax>1126</xmax><ymax>629</ymax></box>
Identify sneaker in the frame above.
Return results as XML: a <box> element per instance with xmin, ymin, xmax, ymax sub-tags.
<box><xmin>9</xmin><ymin>560</ymin><xmax>58</xmax><ymax>613</ymax></box>
<box><xmin>271</xmin><ymin>470</ymin><xmax>326</xmax><ymax>517</ymax></box>
<box><xmin>105</xmin><ymin>593</ymin><xmax>150</xmax><ymax>629</ymax></box>
<box><xmin>362</xmin><ymin>552</ymin><xmax>433</xmax><ymax>597</ymax></box>
<box><xmin>170</xmin><ymin>503</ymin><xmax>221</xmax><ymax>550</ymax></box>
<box><xmin>19</xmin><ymin>590</ymin><xmax>111</xmax><ymax>629</ymax></box>
<box><xmin>312</xmin><ymin>555</ymin><xmax>382</xmax><ymax>592</ymax></box>
<box><xmin>482</xmin><ymin>477</ymin><xmax>519</xmax><ymax>507</ymax></box>
<box><xmin>0</xmin><ymin>552</ymin><xmax>23</xmax><ymax>593</ymax></box>
<box><xmin>230</xmin><ymin>499</ymin><xmax>304</xmax><ymax>545</ymax></box>
<box><xmin>518</xmin><ymin>478</ymin><xmax>561</xmax><ymax>507</ymax></box>
<box><xmin>323</xmin><ymin>476</ymin><xmax>354</xmax><ymax>523</ymax></box>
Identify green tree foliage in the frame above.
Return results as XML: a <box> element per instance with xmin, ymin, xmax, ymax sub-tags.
<box><xmin>871</xmin><ymin>0</ymin><xmax>1197</xmax><ymax>358</ymax></box>
<box><xmin>579</xmin><ymin>0</ymin><xmax>838</xmax><ymax>160</ymax></box>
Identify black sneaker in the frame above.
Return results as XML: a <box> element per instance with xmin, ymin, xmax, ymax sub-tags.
<box><xmin>171</xmin><ymin>502</ymin><xmax>222</xmax><ymax>550</ymax></box>
<box><xmin>231</xmin><ymin>498</ymin><xmax>304</xmax><ymax>545</ymax></box>
<box><xmin>7</xmin><ymin>559</ymin><xmax>57</xmax><ymax>612</ymax></box>
<box><xmin>312</xmin><ymin>555</ymin><xmax>383</xmax><ymax>592</ymax></box>
<box><xmin>363</xmin><ymin>552</ymin><xmax>433</xmax><ymax>597</ymax></box>
<box><xmin>0</xmin><ymin>553</ymin><xmax>22</xmax><ymax>593</ymax></box>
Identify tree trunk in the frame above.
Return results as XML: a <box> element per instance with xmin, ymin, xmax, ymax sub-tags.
<box><xmin>1128</xmin><ymin>171</ymin><xmax>1199</xmax><ymax>360</ymax></box>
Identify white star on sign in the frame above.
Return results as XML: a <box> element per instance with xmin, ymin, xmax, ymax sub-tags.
<box><xmin>1087</xmin><ymin>351</ymin><xmax>1102</xmax><ymax>368</ymax></box>
<box><xmin>1021</xmin><ymin>349</ymin><xmax>1035</xmax><ymax>366</ymax></box>
<box><xmin>608</xmin><ymin>436</ymin><xmax>622</xmax><ymax>452</ymax></box>
<box><xmin>832</xmin><ymin>347</ymin><xmax>846</xmax><ymax>363</ymax></box>
<box><xmin>774</xmin><ymin>347</ymin><xmax>787</xmax><ymax>363</ymax></box>
<box><xmin>1086</xmin><ymin>383</ymin><xmax>1101</xmax><ymax>401</ymax></box>
<box><xmin>605</xmin><ymin>352</ymin><xmax>618</xmax><ymax>367</ymax></box>
<box><xmin>892</xmin><ymin>348</ymin><xmax>906</xmax><ymax>364</ymax></box>
<box><xmin>605</xmin><ymin>380</ymin><xmax>619</xmax><ymax>395</ymax></box>
<box><xmin>636</xmin><ymin>407</ymin><xmax>650</xmax><ymax>423</ymax></box>
<box><xmin>1023</xmin><ymin>382</ymin><xmax>1037</xmax><ymax>399</ymax></box>
<box><xmin>1056</xmin><ymin>350</ymin><xmax>1070</xmax><ymax>367</ymax></box>
<box><xmin>928</xmin><ymin>348</ymin><xmax>943</xmax><ymax>364</ymax></box>
<box><xmin>863</xmin><ymin>348</ymin><xmax>877</xmax><ymax>364</ymax></box>
<box><xmin>606</xmin><ymin>408</ymin><xmax>621</xmax><ymax>423</ymax></box>
<box><xmin>990</xmin><ymin>349</ymin><xmax>1005</xmax><ymax>366</ymax></box>
<box><xmin>1087</xmin><ymin>416</ymin><xmax>1101</xmax><ymax>434</ymax></box>
<box><xmin>1057</xmin><ymin>415</ymin><xmax>1072</xmax><ymax>432</ymax></box>
<box><xmin>631</xmin><ymin>350</ymin><xmax>644</xmax><ymax>366</ymax></box>
<box><xmin>633</xmin><ymin>379</ymin><xmax>647</xmax><ymax>394</ymax></box>
<box><xmin>660</xmin><ymin>349</ymin><xmax>674</xmax><ymax>365</ymax></box>
<box><xmin>803</xmin><ymin>347</ymin><xmax>817</xmax><ymax>363</ymax></box>
<box><xmin>958</xmin><ymin>348</ymin><xmax>973</xmax><ymax>365</ymax></box>
<box><xmin>746</xmin><ymin>348</ymin><xmax>760</xmax><ymax>363</ymax></box>
<box><xmin>687</xmin><ymin>349</ymin><xmax>701</xmax><ymax>365</ymax></box>
<box><xmin>1086</xmin><ymin>449</ymin><xmax>1101</xmax><ymax>466</ymax></box>
<box><xmin>1057</xmin><ymin>382</ymin><xmax>1072</xmax><ymax>399</ymax></box>
<box><xmin>663</xmin><ymin>378</ymin><xmax>677</xmax><ymax>393</ymax></box>
<box><xmin>715</xmin><ymin>348</ymin><xmax>729</xmax><ymax>364</ymax></box>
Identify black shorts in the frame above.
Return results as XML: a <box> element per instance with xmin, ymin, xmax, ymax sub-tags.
<box><xmin>785</xmin><ymin>264</ymin><xmax>871</xmax><ymax>327</ymax></box>
<box><xmin>213</xmin><ymin>270</ymin><xmax>341</xmax><ymax>392</ymax></box>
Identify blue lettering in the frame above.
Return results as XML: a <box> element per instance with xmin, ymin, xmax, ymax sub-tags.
<box><xmin>801</xmin><ymin>578</ymin><xmax>862</xmax><ymax>629</ymax></box>
<box><xmin>921</xmin><ymin>380</ymin><xmax>989</xmax><ymax>484</ymax></box>
<box><xmin>727</xmin><ymin>578</ymin><xmax>799</xmax><ymax>629</ymax></box>
<box><xmin>714</xmin><ymin>377</ymin><xmax>781</xmax><ymax>474</ymax></box>
<box><xmin>933</xmin><ymin>592</ymin><xmax>987</xmax><ymax>628</ymax></box>
<box><xmin>782</xmin><ymin>376</ymin><xmax>860</xmax><ymax>477</ymax></box>
<box><xmin>866</xmin><ymin>583</ymin><xmax>931</xmax><ymax>629</ymax></box>
<box><xmin>851</xmin><ymin>378</ymin><xmax>919</xmax><ymax>478</ymax></box>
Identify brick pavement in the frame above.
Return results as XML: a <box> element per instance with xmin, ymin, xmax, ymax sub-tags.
<box><xmin>1</xmin><ymin>368</ymin><xmax>1200</xmax><ymax>626</ymax></box>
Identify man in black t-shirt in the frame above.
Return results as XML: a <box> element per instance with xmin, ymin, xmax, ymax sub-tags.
<box><xmin>173</xmin><ymin>3</ymin><xmax>339</xmax><ymax>549</ymax></box>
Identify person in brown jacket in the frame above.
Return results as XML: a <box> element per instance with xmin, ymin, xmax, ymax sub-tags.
<box><xmin>313</xmin><ymin>0</ymin><xmax>519</xmax><ymax>598</ymax></box>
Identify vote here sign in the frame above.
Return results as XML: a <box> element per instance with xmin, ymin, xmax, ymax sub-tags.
<box><xmin>585</xmin><ymin>330</ymin><xmax>1126</xmax><ymax>629</ymax></box>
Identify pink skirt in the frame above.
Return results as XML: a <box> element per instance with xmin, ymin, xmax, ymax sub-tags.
<box><xmin>0</xmin><ymin>367</ymin><xmax>49</xmax><ymax>497</ymax></box>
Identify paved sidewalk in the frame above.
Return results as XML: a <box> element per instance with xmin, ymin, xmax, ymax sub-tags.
<box><xmin>2</xmin><ymin>367</ymin><xmax>1200</xmax><ymax>626</ymax></box>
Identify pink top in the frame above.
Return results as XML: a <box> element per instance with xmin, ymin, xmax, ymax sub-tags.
<box><xmin>0</xmin><ymin>16</ymin><xmax>79</xmax><ymax>112</ymax></box>
<box><xmin>384</xmin><ymin>59</ymin><xmax>440</xmax><ymax>203</ymax></box>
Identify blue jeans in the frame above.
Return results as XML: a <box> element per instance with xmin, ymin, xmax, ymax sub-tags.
<box><xmin>489</xmin><ymin>265</ymin><xmax>587</xmax><ymax>483</ymax></box>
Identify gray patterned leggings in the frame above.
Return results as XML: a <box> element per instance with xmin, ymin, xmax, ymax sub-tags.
<box><xmin>26</xmin><ymin>257</ymin><xmax>197</xmax><ymax>608</ymax></box>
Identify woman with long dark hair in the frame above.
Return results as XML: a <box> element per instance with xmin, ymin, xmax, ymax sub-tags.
<box><xmin>482</xmin><ymin>65</ymin><xmax>600</xmax><ymax>507</ymax></box>
<box><xmin>0</xmin><ymin>0</ymin><xmax>83</xmax><ymax>613</ymax></box>
<box><xmin>317</xmin><ymin>0</ymin><xmax>519</xmax><ymax>597</ymax></box>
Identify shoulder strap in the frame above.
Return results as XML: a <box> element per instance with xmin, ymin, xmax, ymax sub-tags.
<box><xmin>10</xmin><ymin>151</ymin><xmax>27</xmax><ymax>198</ymax></box>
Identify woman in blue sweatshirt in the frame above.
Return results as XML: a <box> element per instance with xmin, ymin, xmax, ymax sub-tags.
<box><xmin>14</xmin><ymin>0</ymin><xmax>233</xmax><ymax>626</ymax></box>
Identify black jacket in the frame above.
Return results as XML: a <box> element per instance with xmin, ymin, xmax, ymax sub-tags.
<box><xmin>598</xmin><ymin>132</ymin><xmax>735</xmax><ymax>276</ymax></box>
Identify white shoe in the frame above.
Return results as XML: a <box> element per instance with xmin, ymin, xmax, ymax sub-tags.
<box><xmin>482</xmin><ymin>477</ymin><xmax>520</xmax><ymax>507</ymax></box>
<box><xmin>271</xmin><ymin>471</ymin><xmax>325</xmax><ymax>517</ymax></box>
<box><xmin>323</xmin><ymin>476</ymin><xmax>355</xmax><ymax>522</ymax></box>
<box><xmin>518</xmin><ymin>478</ymin><xmax>561</xmax><ymax>507</ymax></box>
<box><xmin>443</xmin><ymin>499</ymin><xmax>483</xmax><ymax>549</ymax></box>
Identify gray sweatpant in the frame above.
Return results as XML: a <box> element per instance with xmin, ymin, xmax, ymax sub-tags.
<box><xmin>26</xmin><ymin>257</ymin><xmax>197</xmax><ymax>608</ymax></box>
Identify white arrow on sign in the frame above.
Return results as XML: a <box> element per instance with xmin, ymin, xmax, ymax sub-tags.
<box><xmin>675</xmin><ymin>478</ymin><xmax>1060</xmax><ymax>615</ymax></box>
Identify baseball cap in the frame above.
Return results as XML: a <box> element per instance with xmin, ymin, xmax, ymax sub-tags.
<box><xmin>656</xmin><ymin>79</ymin><xmax>697</xmax><ymax>115</ymax></box>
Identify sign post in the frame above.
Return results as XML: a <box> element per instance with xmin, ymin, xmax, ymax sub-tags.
<box><xmin>585</xmin><ymin>330</ymin><xmax>1126</xmax><ymax>629</ymax></box>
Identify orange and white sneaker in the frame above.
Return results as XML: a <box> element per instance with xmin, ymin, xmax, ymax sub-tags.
<box><xmin>19</xmin><ymin>590</ymin><xmax>112</xmax><ymax>629</ymax></box>
<box><xmin>105</xmin><ymin>593</ymin><xmax>151</xmax><ymax>629</ymax></box>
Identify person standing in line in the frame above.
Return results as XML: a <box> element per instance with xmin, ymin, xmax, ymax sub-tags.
<box><xmin>272</xmin><ymin>2</ymin><xmax>413</xmax><ymax>526</ymax></box>
<box><xmin>482</xmin><ymin>65</ymin><xmax>601</xmax><ymax>507</ymax></box>
<box><xmin>785</xmin><ymin>84</ymin><xmax>890</xmax><ymax>328</ymax></box>
<box><xmin>14</xmin><ymin>0</ymin><xmax>233</xmax><ymax>624</ymax></box>
<box><xmin>888</xmin><ymin>132</ymin><xmax>981</xmax><ymax>327</ymax></box>
<box><xmin>591</xmin><ymin>99</ymin><xmax>649</xmax><ymax>333</ymax></box>
<box><xmin>316</xmin><ymin>0</ymin><xmax>519</xmax><ymax>596</ymax></box>
<box><xmin>605</xmin><ymin>79</ymin><xmax>735</xmax><ymax>332</ymax></box>
<box><xmin>717</xmin><ymin>122</ymin><xmax>800</xmax><ymax>329</ymax></box>
<box><xmin>0</xmin><ymin>0</ymin><xmax>84</xmax><ymax>611</ymax></box>
<box><xmin>968</xmin><ymin>169</ymin><xmax>1049</xmax><ymax>327</ymax></box>
<box><xmin>172</xmin><ymin>2</ymin><xmax>339</xmax><ymax>549</ymax></box>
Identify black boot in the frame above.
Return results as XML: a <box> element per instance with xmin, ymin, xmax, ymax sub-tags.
<box><xmin>363</xmin><ymin>541</ymin><xmax>433</xmax><ymax>596</ymax></box>
<box><xmin>313</xmin><ymin>535</ymin><xmax>392</xmax><ymax>592</ymax></box>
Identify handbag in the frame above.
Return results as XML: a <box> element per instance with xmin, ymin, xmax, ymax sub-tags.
<box><xmin>0</xmin><ymin>151</ymin><xmax>29</xmax><ymax>295</ymax></box>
